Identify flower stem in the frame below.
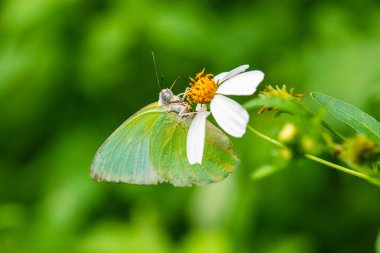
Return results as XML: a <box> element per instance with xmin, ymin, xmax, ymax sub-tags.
<box><xmin>301</xmin><ymin>106</ymin><xmax>346</xmax><ymax>141</ymax></box>
<box><xmin>247</xmin><ymin>125</ymin><xmax>372</xmax><ymax>182</ymax></box>
<box><xmin>303</xmin><ymin>154</ymin><xmax>371</xmax><ymax>181</ymax></box>
<box><xmin>247</xmin><ymin>125</ymin><xmax>285</xmax><ymax>148</ymax></box>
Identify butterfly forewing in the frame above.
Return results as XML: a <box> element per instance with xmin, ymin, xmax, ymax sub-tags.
<box><xmin>91</xmin><ymin>103</ymin><xmax>165</xmax><ymax>184</ymax></box>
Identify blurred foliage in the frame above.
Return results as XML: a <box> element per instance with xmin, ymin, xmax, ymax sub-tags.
<box><xmin>0</xmin><ymin>0</ymin><xmax>380</xmax><ymax>252</ymax></box>
<box><xmin>246</xmin><ymin>89</ymin><xmax>380</xmax><ymax>186</ymax></box>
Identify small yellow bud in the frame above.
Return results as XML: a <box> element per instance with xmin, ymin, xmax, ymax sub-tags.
<box><xmin>301</xmin><ymin>136</ymin><xmax>316</xmax><ymax>152</ymax></box>
<box><xmin>278</xmin><ymin>123</ymin><xmax>297</xmax><ymax>143</ymax></box>
<box><xmin>279</xmin><ymin>148</ymin><xmax>292</xmax><ymax>161</ymax></box>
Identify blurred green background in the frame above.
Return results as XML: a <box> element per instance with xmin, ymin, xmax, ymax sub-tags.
<box><xmin>1</xmin><ymin>0</ymin><xmax>380</xmax><ymax>252</ymax></box>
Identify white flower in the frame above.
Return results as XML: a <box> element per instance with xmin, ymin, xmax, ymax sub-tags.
<box><xmin>186</xmin><ymin>65</ymin><xmax>264</xmax><ymax>165</ymax></box>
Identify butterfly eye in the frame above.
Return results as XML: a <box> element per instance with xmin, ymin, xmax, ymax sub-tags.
<box><xmin>163</xmin><ymin>92</ymin><xmax>171</xmax><ymax>101</ymax></box>
<box><xmin>159</xmin><ymin>89</ymin><xmax>174</xmax><ymax>105</ymax></box>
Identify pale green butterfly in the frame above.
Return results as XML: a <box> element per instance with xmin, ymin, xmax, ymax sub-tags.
<box><xmin>91</xmin><ymin>88</ymin><xmax>239</xmax><ymax>187</ymax></box>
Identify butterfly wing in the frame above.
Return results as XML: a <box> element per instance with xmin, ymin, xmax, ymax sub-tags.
<box><xmin>149</xmin><ymin>112</ymin><xmax>239</xmax><ymax>187</ymax></box>
<box><xmin>91</xmin><ymin>102</ymin><xmax>165</xmax><ymax>184</ymax></box>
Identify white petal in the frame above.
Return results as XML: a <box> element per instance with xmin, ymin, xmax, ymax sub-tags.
<box><xmin>186</xmin><ymin>111</ymin><xmax>210</xmax><ymax>165</ymax></box>
<box><xmin>196</xmin><ymin>103</ymin><xmax>207</xmax><ymax>112</ymax></box>
<box><xmin>216</xmin><ymin>70</ymin><xmax>264</xmax><ymax>96</ymax></box>
<box><xmin>213</xmin><ymin>64</ymin><xmax>249</xmax><ymax>84</ymax></box>
<box><xmin>213</xmin><ymin>72</ymin><xmax>227</xmax><ymax>84</ymax></box>
<box><xmin>210</xmin><ymin>95</ymin><xmax>249</xmax><ymax>137</ymax></box>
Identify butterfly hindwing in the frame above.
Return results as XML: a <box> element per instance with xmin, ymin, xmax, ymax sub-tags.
<box><xmin>149</xmin><ymin>112</ymin><xmax>240</xmax><ymax>186</ymax></box>
<box><xmin>91</xmin><ymin>103</ymin><xmax>164</xmax><ymax>184</ymax></box>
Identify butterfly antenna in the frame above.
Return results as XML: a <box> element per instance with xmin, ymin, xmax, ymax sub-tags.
<box><xmin>160</xmin><ymin>75</ymin><xmax>164</xmax><ymax>87</ymax></box>
<box><xmin>170</xmin><ymin>75</ymin><xmax>181</xmax><ymax>90</ymax></box>
<box><xmin>151</xmin><ymin>51</ymin><xmax>162</xmax><ymax>90</ymax></box>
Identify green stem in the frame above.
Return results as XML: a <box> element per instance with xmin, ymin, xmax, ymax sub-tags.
<box><xmin>247</xmin><ymin>125</ymin><xmax>285</xmax><ymax>148</ymax></box>
<box><xmin>304</xmin><ymin>154</ymin><xmax>371</xmax><ymax>181</ymax></box>
<box><xmin>247</xmin><ymin>125</ymin><xmax>371</xmax><ymax>182</ymax></box>
<box><xmin>301</xmin><ymin>105</ymin><xmax>346</xmax><ymax>141</ymax></box>
<box><xmin>319</xmin><ymin>120</ymin><xmax>346</xmax><ymax>141</ymax></box>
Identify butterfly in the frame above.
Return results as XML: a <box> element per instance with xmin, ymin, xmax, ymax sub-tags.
<box><xmin>90</xmin><ymin>88</ymin><xmax>239</xmax><ymax>187</ymax></box>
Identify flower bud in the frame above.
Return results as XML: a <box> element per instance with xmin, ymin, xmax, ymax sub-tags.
<box><xmin>340</xmin><ymin>135</ymin><xmax>380</xmax><ymax>166</ymax></box>
<box><xmin>301</xmin><ymin>136</ymin><xmax>316</xmax><ymax>152</ymax></box>
<box><xmin>278</xmin><ymin>123</ymin><xmax>297</xmax><ymax>143</ymax></box>
<box><xmin>279</xmin><ymin>148</ymin><xmax>292</xmax><ymax>161</ymax></box>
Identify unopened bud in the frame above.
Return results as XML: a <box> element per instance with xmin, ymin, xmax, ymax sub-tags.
<box><xmin>279</xmin><ymin>148</ymin><xmax>292</xmax><ymax>161</ymax></box>
<box><xmin>301</xmin><ymin>136</ymin><xmax>316</xmax><ymax>152</ymax></box>
<box><xmin>278</xmin><ymin>123</ymin><xmax>297</xmax><ymax>143</ymax></box>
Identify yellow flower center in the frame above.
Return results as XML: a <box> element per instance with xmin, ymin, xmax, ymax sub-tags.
<box><xmin>186</xmin><ymin>69</ymin><xmax>217</xmax><ymax>104</ymax></box>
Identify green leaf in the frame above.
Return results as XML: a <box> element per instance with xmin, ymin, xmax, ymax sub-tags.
<box><xmin>311</xmin><ymin>92</ymin><xmax>380</xmax><ymax>143</ymax></box>
<box><xmin>243</xmin><ymin>97</ymin><xmax>306</xmax><ymax>116</ymax></box>
<box><xmin>376</xmin><ymin>231</ymin><xmax>380</xmax><ymax>253</ymax></box>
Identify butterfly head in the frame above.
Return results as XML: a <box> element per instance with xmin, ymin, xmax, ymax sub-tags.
<box><xmin>159</xmin><ymin>88</ymin><xmax>175</xmax><ymax>105</ymax></box>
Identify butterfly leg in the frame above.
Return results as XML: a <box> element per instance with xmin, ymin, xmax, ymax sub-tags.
<box><xmin>179</xmin><ymin>110</ymin><xmax>197</xmax><ymax>117</ymax></box>
<box><xmin>179</xmin><ymin>103</ymin><xmax>208</xmax><ymax>117</ymax></box>
<box><xmin>177</xmin><ymin>87</ymin><xmax>191</xmax><ymax>101</ymax></box>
